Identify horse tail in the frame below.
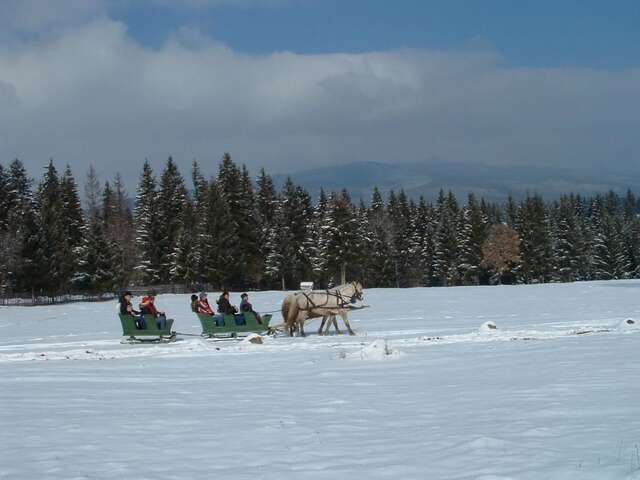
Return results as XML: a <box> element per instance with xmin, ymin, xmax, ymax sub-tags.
<box><xmin>281</xmin><ymin>296</ymin><xmax>289</xmax><ymax>325</ymax></box>
<box><xmin>281</xmin><ymin>295</ymin><xmax>299</xmax><ymax>336</ymax></box>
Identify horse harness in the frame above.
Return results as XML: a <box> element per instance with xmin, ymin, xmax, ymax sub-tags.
<box><xmin>298</xmin><ymin>286</ymin><xmax>360</xmax><ymax>312</ymax></box>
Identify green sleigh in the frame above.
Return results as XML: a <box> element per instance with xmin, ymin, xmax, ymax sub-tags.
<box><xmin>118</xmin><ymin>314</ymin><xmax>176</xmax><ymax>343</ymax></box>
<box><xmin>196</xmin><ymin>311</ymin><xmax>272</xmax><ymax>337</ymax></box>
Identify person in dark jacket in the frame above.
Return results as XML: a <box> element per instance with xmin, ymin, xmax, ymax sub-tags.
<box><xmin>217</xmin><ymin>291</ymin><xmax>238</xmax><ymax>314</ymax></box>
<box><xmin>119</xmin><ymin>291</ymin><xmax>146</xmax><ymax>329</ymax></box>
<box><xmin>190</xmin><ymin>294</ymin><xmax>198</xmax><ymax>313</ymax></box>
<box><xmin>240</xmin><ymin>292</ymin><xmax>262</xmax><ymax>324</ymax></box>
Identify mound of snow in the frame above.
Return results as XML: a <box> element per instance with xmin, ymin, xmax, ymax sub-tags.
<box><xmin>240</xmin><ymin>333</ymin><xmax>264</xmax><ymax>345</ymax></box>
<box><xmin>616</xmin><ymin>318</ymin><xmax>638</xmax><ymax>332</ymax></box>
<box><xmin>479</xmin><ymin>321</ymin><xmax>498</xmax><ymax>334</ymax></box>
<box><xmin>465</xmin><ymin>435</ymin><xmax>508</xmax><ymax>451</ymax></box>
<box><xmin>343</xmin><ymin>339</ymin><xmax>403</xmax><ymax>360</ymax></box>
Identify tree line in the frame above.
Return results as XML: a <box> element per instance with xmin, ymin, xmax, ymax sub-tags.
<box><xmin>1</xmin><ymin>154</ymin><xmax>639</xmax><ymax>298</ymax></box>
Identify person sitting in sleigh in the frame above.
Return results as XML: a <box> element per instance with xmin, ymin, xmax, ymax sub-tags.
<box><xmin>139</xmin><ymin>290</ymin><xmax>167</xmax><ymax>330</ymax></box>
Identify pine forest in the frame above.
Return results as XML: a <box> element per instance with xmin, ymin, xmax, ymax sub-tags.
<box><xmin>1</xmin><ymin>154</ymin><xmax>639</xmax><ymax>299</ymax></box>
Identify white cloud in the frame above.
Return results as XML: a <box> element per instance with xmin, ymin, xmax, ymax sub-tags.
<box><xmin>0</xmin><ymin>17</ymin><xmax>638</xmax><ymax>187</ymax></box>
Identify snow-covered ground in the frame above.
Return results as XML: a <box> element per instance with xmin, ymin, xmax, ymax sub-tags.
<box><xmin>2</xmin><ymin>281</ymin><xmax>640</xmax><ymax>479</ymax></box>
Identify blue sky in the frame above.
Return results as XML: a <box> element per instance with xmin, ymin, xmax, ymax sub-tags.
<box><xmin>114</xmin><ymin>0</ymin><xmax>640</xmax><ymax>68</ymax></box>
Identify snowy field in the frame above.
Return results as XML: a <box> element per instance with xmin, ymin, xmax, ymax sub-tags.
<box><xmin>2</xmin><ymin>281</ymin><xmax>640</xmax><ymax>480</ymax></box>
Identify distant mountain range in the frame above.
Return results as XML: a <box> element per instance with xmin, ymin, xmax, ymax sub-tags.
<box><xmin>273</xmin><ymin>161</ymin><xmax>640</xmax><ymax>203</ymax></box>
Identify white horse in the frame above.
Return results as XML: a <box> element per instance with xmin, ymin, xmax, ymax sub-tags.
<box><xmin>280</xmin><ymin>282</ymin><xmax>364</xmax><ymax>337</ymax></box>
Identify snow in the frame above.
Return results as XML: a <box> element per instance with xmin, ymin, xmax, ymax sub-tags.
<box><xmin>2</xmin><ymin>280</ymin><xmax>640</xmax><ymax>479</ymax></box>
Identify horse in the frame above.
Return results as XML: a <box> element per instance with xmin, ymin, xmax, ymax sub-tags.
<box><xmin>280</xmin><ymin>281</ymin><xmax>364</xmax><ymax>337</ymax></box>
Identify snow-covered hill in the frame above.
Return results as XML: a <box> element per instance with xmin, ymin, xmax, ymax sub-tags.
<box><xmin>1</xmin><ymin>281</ymin><xmax>640</xmax><ymax>479</ymax></box>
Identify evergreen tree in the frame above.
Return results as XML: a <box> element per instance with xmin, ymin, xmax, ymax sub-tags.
<box><xmin>236</xmin><ymin>164</ymin><xmax>261</xmax><ymax>286</ymax></box>
<box><xmin>590</xmin><ymin>196</ymin><xmax>630</xmax><ymax>279</ymax></box>
<box><xmin>0</xmin><ymin>164</ymin><xmax>10</xmax><ymax>294</ymax></box>
<box><xmin>386</xmin><ymin>190</ymin><xmax>414</xmax><ymax>287</ymax></box>
<box><xmin>263</xmin><ymin>179</ymin><xmax>313</xmax><ymax>288</ymax></box>
<box><xmin>264</xmin><ymin>195</ymin><xmax>293</xmax><ymax>289</ymax></box>
<box><xmin>76</xmin><ymin>213</ymin><xmax>115</xmax><ymax>292</ymax></box>
<box><xmin>35</xmin><ymin>161</ymin><xmax>73</xmax><ymax>296</ymax></box>
<box><xmin>256</xmin><ymin>168</ymin><xmax>277</xmax><ymax>227</ymax></box>
<box><xmin>353</xmin><ymin>199</ymin><xmax>373</xmax><ymax>285</ymax></box>
<box><xmin>189</xmin><ymin>160</ymin><xmax>209</xmax><ymax>285</ymax></box>
<box><xmin>432</xmin><ymin>190</ymin><xmax>460</xmax><ymax>286</ymax></box>
<box><xmin>550</xmin><ymin>195</ymin><xmax>591</xmax><ymax>282</ymax></box>
<box><xmin>156</xmin><ymin>157</ymin><xmax>187</xmax><ymax>282</ymax></box>
<box><xmin>408</xmin><ymin>197</ymin><xmax>436</xmax><ymax>286</ymax></box>
<box><xmin>74</xmin><ymin>167</ymin><xmax>115</xmax><ymax>291</ymax></box>
<box><xmin>201</xmin><ymin>180</ymin><xmax>236</xmax><ymax>288</ymax></box>
<box><xmin>307</xmin><ymin>188</ymin><xmax>330</xmax><ymax>285</ymax></box>
<box><xmin>59</xmin><ymin>165</ymin><xmax>85</xmax><ymax>283</ymax></box>
<box><xmin>289</xmin><ymin>183</ymin><xmax>314</xmax><ymax>285</ymax></box>
<box><xmin>5</xmin><ymin>160</ymin><xmax>36</xmax><ymax>296</ymax></box>
<box><xmin>115</xmin><ymin>174</ymin><xmax>136</xmax><ymax>283</ymax></box>
<box><xmin>171</xmin><ymin>195</ymin><xmax>198</xmax><ymax>285</ymax></box>
<box><xmin>322</xmin><ymin>189</ymin><xmax>359</xmax><ymax>285</ymax></box>
<box><xmin>7</xmin><ymin>159</ymin><xmax>33</xmax><ymax>225</ymax></box>
<box><xmin>516</xmin><ymin>194</ymin><xmax>554</xmax><ymax>283</ymax></box>
<box><xmin>134</xmin><ymin>161</ymin><xmax>162</xmax><ymax>284</ymax></box>
<box><xmin>217</xmin><ymin>153</ymin><xmax>243</xmax><ymax>284</ymax></box>
<box><xmin>622</xmin><ymin>190</ymin><xmax>640</xmax><ymax>275</ymax></box>
<box><xmin>15</xmin><ymin>203</ymin><xmax>46</xmax><ymax>299</ymax></box>
<box><xmin>366</xmin><ymin>187</ymin><xmax>395</xmax><ymax>287</ymax></box>
<box><xmin>505</xmin><ymin>194</ymin><xmax>518</xmax><ymax>227</ymax></box>
<box><xmin>101</xmin><ymin>175</ymin><xmax>136</xmax><ymax>287</ymax></box>
<box><xmin>456</xmin><ymin>193</ymin><xmax>488</xmax><ymax>285</ymax></box>
<box><xmin>0</xmin><ymin>163</ymin><xmax>8</xmax><ymax>233</ymax></box>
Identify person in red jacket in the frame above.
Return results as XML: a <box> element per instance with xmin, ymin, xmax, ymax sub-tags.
<box><xmin>139</xmin><ymin>291</ymin><xmax>167</xmax><ymax>329</ymax></box>
<box><xmin>196</xmin><ymin>292</ymin><xmax>215</xmax><ymax>315</ymax></box>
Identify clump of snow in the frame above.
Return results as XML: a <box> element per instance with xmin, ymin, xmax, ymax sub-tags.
<box><xmin>479</xmin><ymin>321</ymin><xmax>498</xmax><ymax>333</ymax></box>
<box><xmin>241</xmin><ymin>333</ymin><xmax>264</xmax><ymax>344</ymax></box>
<box><xmin>616</xmin><ymin>318</ymin><xmax>638</xmax><ymax>332</ymax></box>
<box><xmin>343</xmin><ymin>339</ymin><xmax>402</xmax><ymax>360</ymax></box>
<box><xmin>465</xmin><ymin>435</ymin><xmax>508</xmax><ymax>451</ymax></box>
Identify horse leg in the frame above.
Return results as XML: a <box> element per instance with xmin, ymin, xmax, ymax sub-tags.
<box><xmin>341</xmin><ymin>312</ymin><xmax>355</xmax><ymax>335</ymax></box>
<box><xmin>330</xmin><ymin>315</ymin><xmax>341</xmax><ymax>335</ymax></box>
<box><xmin>299</xmin><ymin>318</ymin><xmax>306</xmax><ymax>337</ymax></box>
<box><xmin>318</xmin><ymin>316</ymin><xmax>327</xmax><ymax>335</ymax></box>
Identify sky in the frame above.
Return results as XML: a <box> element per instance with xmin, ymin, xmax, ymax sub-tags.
<box><xmin>0</xmin><ymin>0</ymin><xmax>638</xmax><ymax>188</ymax></box>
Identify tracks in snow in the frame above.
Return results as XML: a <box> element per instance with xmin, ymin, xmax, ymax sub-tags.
<box><xmin>0</xmin><ymin>318</ymin><xmax>637</xmax><ymax>364</ymax></box>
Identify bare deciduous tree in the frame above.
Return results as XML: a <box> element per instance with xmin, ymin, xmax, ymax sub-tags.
<box><xmin>481</xmin><ymin>224</ymin><xmax>521</xmax><ymax>284</ymax></box>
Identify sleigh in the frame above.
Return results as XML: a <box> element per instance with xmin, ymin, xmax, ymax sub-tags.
<box><xmin>119</xmin><ymin>314</ymin><xmax>176</xmax><ymax>343</ymax></box>
<box><xmin>196</xmin><ymin>311</ymin><xmax>272</xmax><ymax>338</ymax></box>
